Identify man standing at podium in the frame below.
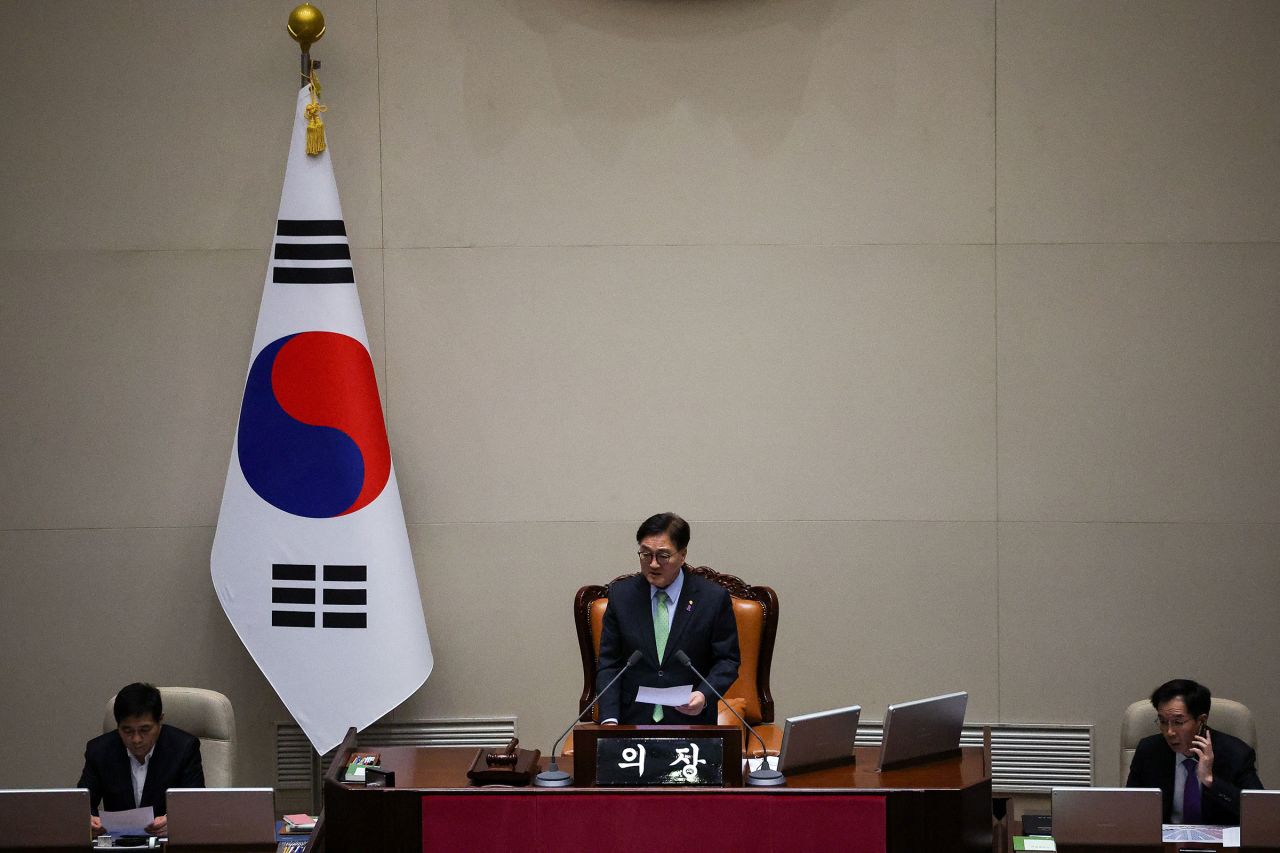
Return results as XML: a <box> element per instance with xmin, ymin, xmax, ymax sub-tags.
<box><xmin>79</xmin><ymin>683</ymin><xmax>204</xmax><ymax>836</ymax></box>
<box><xmin>597</xmin><ymin>513</ymin><xmax>740</xmax><ymax>725</ymax></box>
<box><xmin>1126</xmin><ymin>678</ymin><xmax>1262</xmax><ymax>825</ymax></box>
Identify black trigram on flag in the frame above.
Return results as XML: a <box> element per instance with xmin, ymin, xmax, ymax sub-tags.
<box><xmin>271</xmin><ymin>563</ymin><xmax>368</xmax><ymax>628</ymax></box>
<box><xmin>272</xmin><ymin>220</ymin><xmax>354</xmax><ymax>284</ymax></box>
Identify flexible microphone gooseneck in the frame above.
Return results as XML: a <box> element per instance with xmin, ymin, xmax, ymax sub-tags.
<box><xmin>673</xmin><ymin>649</ymin><xmax>785</xmax><ymax>787</ymax></box>
<box><xmin>533</xmin><ymin>649</ymin><xmax>644</xmax><ymax>787</ymax></box>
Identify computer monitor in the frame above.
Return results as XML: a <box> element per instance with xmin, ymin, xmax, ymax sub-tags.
<box><xmin>0</xmin><ymin>788</ymin><xmax>92</xmax><ymax>849</ymax></box>
<box><xmin>877</xmin><ymin>691</ymin><xmax>967</xmax><ymax>770</ymax></box>
<box><xmin>777</xmin><ymin>705</ymin><xmax>861</xmax><ymax>775</ymax></box>
<box><xmin>1241</xmin><ymin>789</ymin><xmax>1280</xmax><ymax>848</ymax></box>
<box><xmin>165</xmin><ymin>787</ymin><xmax>276</xmax><ymax>846</ymax></box>
<box><xmin>1051</xmin><ymin>787</ymin><xmax>1161</xmax><ymax>848</ymax></box>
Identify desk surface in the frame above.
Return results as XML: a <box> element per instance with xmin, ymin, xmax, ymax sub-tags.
<box><xmin>370</xmin><ymin>744</ymin><xmax>988</xmax><ymax>792</ymax></box>
<box><xmin>323</xmin><ymin>743</ymin><xmax>993</xmax><ymax>853</ymax></box>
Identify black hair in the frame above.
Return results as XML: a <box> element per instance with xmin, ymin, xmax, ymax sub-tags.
<box><xmin>636</xmin><ymin>512</ymin><xmax>690</xmax><ymax>552</ymax></box>
<box><xmin>1150</xmin><ymin>678</ymin><xmax>1211</xmax><ymax>719</ymax></box>
<box><xmin>113</xmin><ymin>682</ymin><xmax>163</xmax><ymax>725</ymax></box>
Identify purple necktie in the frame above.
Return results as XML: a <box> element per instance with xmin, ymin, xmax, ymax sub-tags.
<box><xmin>1183</xmin><ymin>757</ymin><xmax>1202</xmax><ymax>823</ymax></box>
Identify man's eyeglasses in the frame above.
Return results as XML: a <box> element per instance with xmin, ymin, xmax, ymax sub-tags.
<box><xmin>637</xmin><ymin>549</ymin><xmax>679</xmax><ymax>564</ymax></box>
<box><xmin>1155</xmin><ymin>716</ymin><xmax>1193</xmax><ymax>729</ymax></box>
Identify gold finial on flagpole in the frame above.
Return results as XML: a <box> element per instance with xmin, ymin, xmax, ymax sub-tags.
<box><xmin>288</xmin><ymin>4</ymin><xmax>329</xmax><ymax>155</ymax></box>
<box><xmin>288</xmin><ymin>4</ymin><xmax>326</xmax><ymax>86</ymax></box>
<box><xmin>288</xmin><ymin>3</ymin><xmax>326</xmax><ymax>53</ymax></box>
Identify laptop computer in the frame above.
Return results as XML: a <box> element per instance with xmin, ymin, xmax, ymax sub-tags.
<box><xmin>877</xmin><ymin>691</ymin><xmax>967</xmax><ymax>770</ymax></box>
<box><xmin>1051</xmin><ymin>787</ymin><xmax>1161</xmax><ymax>847</ymax></box>
<box><xmin>0</xmin><ymin>788</ymin><xmax>92</xmax><ymax>849</ymax></box>
<box><xmin>165</xmin><ymin>787</ymin><xmax>276</xmax><ymax>846</ymax></box>
<box><xmin>777</xmin><ymin>705</ymin><xmax>861</xmax><ymax>775</ymax></box>
<box><xmin>1241</xmin><ymin>789</ymin><xmax>1280</xmax><ymax>848</ymax></box>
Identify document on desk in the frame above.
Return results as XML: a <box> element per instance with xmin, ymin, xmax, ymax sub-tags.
<box><xmin>636</xmin><ymin>685</ymin><xmax>695</xmax><ymax>708</ymax></box>
<box><xmin>1162</xmin><ymin>824</ymin><xmax>1239</xmax><ymax>846</ymax></box>
<box><xmin>101</xmin><ymin>805</ymin><xmax>154</xmax><ymax>836</ymax></box>
<box><xmin>1011</xmin><ymin>838</ymin><xmax>1055</xmax><ymax>852</ymax></box>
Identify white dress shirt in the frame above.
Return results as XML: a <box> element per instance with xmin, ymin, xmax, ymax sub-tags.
<box><xmin>1171</xmin><ymin>749</ymin><xmax>1193</xmax><ymax>823</ymax></box>
<box><xmin>130</xmin><ymin>744</ymin><xmax>155</xmax><ymax>808</ymax></box>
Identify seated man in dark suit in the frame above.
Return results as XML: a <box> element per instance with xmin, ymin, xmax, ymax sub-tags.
<box><xmin>1126</xmin><ymin>678</ymin><xmax>1262</xmax><ymax>825</ymax></box>
<box><xmin>597</xmin><ymin>512</ymin><xmax>740</xmax><ymax>725</ymax></box>
<box><xmin>79</xmin><ymin>682</ymin><xmax>204</xmax><ymax>836</ymax></box>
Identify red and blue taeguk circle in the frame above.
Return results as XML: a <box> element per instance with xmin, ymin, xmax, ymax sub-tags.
<box><xmin>237</xmin><ymin>331</ymin><xmax>391</xmax><ymax>518</ymax></box>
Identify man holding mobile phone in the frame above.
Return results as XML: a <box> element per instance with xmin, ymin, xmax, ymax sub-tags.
<box><xmin>1126</xmin><ymin>678</ymin><xmax>1262</xmax><ymax>825</ymax></box>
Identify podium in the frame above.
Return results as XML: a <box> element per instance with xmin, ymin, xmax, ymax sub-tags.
<box><xmin>321</xmin><ymin>727</ymin><xmax>992</xmax><ymax>852</ymax></box>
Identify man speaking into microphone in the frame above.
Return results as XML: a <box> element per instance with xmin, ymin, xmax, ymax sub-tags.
<box><xmin>596</xmin><ymin>513</ymin><xmax>740</xmax><ymax>726</ymax></box>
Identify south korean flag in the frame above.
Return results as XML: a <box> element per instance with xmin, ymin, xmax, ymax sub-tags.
<box><xmin>212</xmin><ymin>82</ymin><xmax>432</xmax><ymax>755</ymax></box>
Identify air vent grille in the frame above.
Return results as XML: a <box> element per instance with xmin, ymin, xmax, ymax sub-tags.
<box><xmin>854</xmin><ymin>722</ymin><xmax>1093</xmax><ymax>792</ymax></box>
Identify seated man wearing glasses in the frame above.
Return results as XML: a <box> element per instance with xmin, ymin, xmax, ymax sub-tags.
<box><xmin>1126</xmin><ymin>678</ymin><xmax>1262</xmax><ymax>825</ymax></box>
<box><xmin>596</xmin><ymin>513</ymin><xmax>740</xmax><ymax>725</ymax></box>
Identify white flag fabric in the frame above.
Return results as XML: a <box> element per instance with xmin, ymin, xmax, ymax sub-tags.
<box><xmin>212</xmin><ymin>85</ymin><xmax>432</xmax><ymax>754</ymax></box>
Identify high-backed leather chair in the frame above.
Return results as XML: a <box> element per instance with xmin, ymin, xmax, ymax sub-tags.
<box><xmin>568</xmin><ymin>565</ymin><xmax>781</xmax><ymax>758</ymax></box>
<box><xmin>1119</xmin><ymin>697</ymin><xmax>1256</xmax><ymax>782</ymax></box>
<box><xmin>103</xmin><ymin>686</ymin><xmax>236</xmax><ymax>787</ymax></box>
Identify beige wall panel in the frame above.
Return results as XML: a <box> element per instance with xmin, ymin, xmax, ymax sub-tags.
<box><xmin>0</xmin><ymin>248</ymin><xmax>386</xmax><ymax>530</ymax></box>
<box><xmin>998</xmin><ymin>244</ymin><xmax>1280</xmax><ymax>523</ymax></box>
<box><xmin>384</xmin><ymin>245</ymin><xmax>995</xmax><ymax>524</ymax></box>
<box><xmin>0</xmin><ymin>527</ymin><xmax>288</xmax><ymax>790</ymax></box>
<box><xmin>378</xmin><ymin>0</ymin><xmax>994</xmax><ymax>248</ymax></box>
<box><xmin>997</xmin><ymin>1</ymin><xmax>1280</xmax><ymax>244</ymax></box>
<box><xmin>997</xmin><ymin>522</ymin><xmax>1280</xmax><ymax>786</ymax></box>
<box><xmin>394</xmin><ymin>519</ymin><xmax>997</xmax><ymax>753</ymax></box>
<box><xmin>391</xmin><ymin>521</ymin><xmax>630</xmax><ymax>746</ymax></box>
<box><xmin>0</xmin><ymin>0</ymin><xmax>383</xmax><ymax>251</ymax></box>
<box><xmin>694</xmin><ymin>519</ymin><xmax>1000</xmax><ymax>723</ymax></box>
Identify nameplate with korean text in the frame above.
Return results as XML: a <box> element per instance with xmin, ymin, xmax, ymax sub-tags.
<box><xmin>595</xmin><ymin>737</ymin><xmax>724</xmax><ymax>786</ymax></box>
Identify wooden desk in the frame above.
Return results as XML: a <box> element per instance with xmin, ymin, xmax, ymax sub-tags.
<box><xmin>321</xmin><ymin>736</ymin><xmax>992</xmax><ymax>853</ymax></box>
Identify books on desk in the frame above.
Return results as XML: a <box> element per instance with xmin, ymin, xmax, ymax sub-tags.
<box><xmin>282</xmin><ymin>813</ymin><xmax>317</xmax><ymax>832</ymax></box>
<box><xmin>344</xmin><ymin>752</ymin><xmax>381</xmax><ymax>782</ymax></box>
<box><xmin>276</xmin><ymin>815</ymin><xmax>317</xmax><ymax>853</ymax></box>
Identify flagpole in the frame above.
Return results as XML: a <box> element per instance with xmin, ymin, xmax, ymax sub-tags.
<box><xmin>287</xmin><ymin>3</ymin><xmax>326</xmax><ymax>87</ymax></box>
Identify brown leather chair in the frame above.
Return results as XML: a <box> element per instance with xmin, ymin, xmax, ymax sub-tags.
<box><xmin>565</xmin><ymin>565</ymin><xmax>781</xmax><ymax>759</ymax></box>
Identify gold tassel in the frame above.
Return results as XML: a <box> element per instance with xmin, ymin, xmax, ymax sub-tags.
<box><xmin>304</xmin><ymin>70</ymin><xmax>328</xmax><ymax>156</ymax></box>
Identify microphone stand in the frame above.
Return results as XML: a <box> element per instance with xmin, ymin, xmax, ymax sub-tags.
<box><xmin>674</xmin><ymin>650</ymin><xmax>785</xmax><ymax>787</ymax></box>
<box><xmin>533</xmin><ymin>650</ymin><xmax>643</xmax><ymax>787</ymax></box>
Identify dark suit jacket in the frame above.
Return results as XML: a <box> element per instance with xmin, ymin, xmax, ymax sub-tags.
<box><xmin>1126</xmin><ymin>728</ymin><xmax>1262</xmax><ymax>824</ymax></box>
<box><xmin>596</xmin><ymin>568</ymin><xmax>741</xmax><ymax>726</ymax></box>
<box><xmin>78</xmin><ymin>724</ymin><xmax>204</xmax><ymax>816</ymax></box>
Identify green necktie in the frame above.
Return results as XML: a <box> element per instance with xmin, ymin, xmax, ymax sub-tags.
<box><xmin>653</xmin><ymin>590</ymin><xmax>670</xmax><ymax>722</ymax></box>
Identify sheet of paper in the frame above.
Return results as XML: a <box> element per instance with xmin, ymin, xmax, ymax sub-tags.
<box><xmin>101</xmin><ymin>805</ymin><xmax>154</xmax><ymax>836</ymax></box>
<box><xmin>1162</xmin><ymin>824</ymin><xmax>1227</xmax><ymax>843</ymax></box>
<box><xmin>636</xmin><ymin>684</ymin><xmax>695</xmax><ymax>707</ymax></box>
<box><xmin>745</xmin><ymin>756</ymin><xmax>778</xmax><ymax>772</ymax></box>
<box><xmin>1222</xmin><ymin>826</ymin><xmax>1241</xmax><ymax>847</ymax></box>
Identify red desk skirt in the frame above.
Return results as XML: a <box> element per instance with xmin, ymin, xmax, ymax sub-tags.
<box><xmin>422</xmin><ymin>792</ymin><xmax>887</xmax><ymax>853</ymax></box>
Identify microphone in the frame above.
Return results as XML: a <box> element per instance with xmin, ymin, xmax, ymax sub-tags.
<box><xmin>673</xmin><ymin>649</ymin><xmax>784</xmax><ymax>787</ymax></box>
<box><xmin>533</xmin><ymin>649</ymin><xmax>644</xmax><ymax>787</ymax></box>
